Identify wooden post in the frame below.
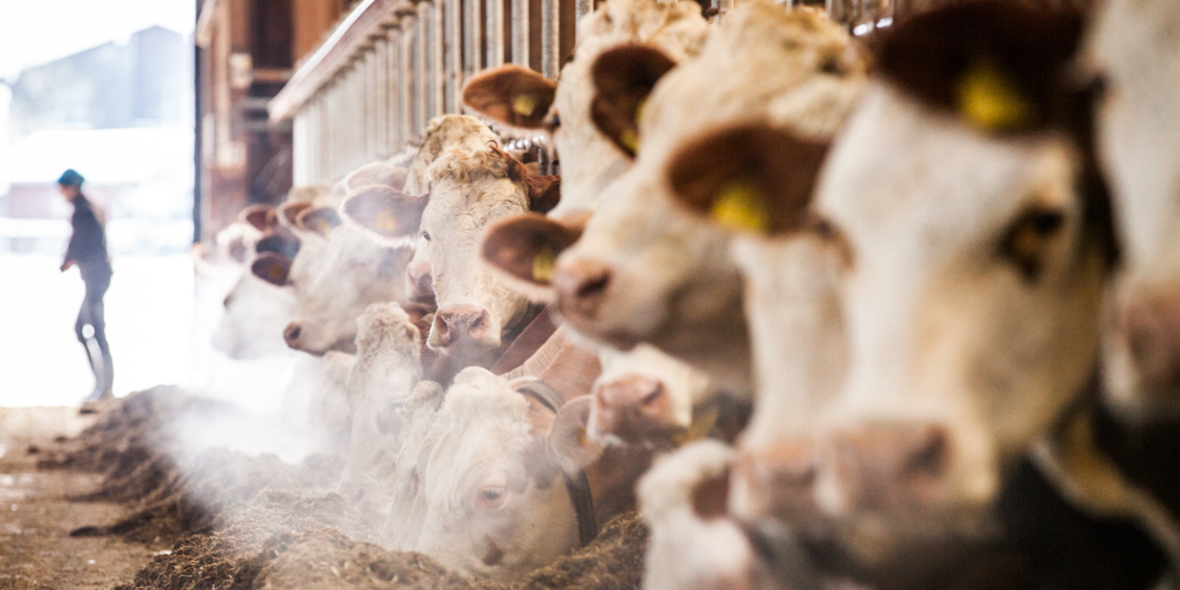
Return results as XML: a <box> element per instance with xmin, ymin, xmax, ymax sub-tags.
<box><xmin>487</xmin><ymin>0</ymin><xmax>505</xmax><ymax>67</ymax></box>
<box><xmin>511</xmin><ymin>0</ymin><xmax>529</xmax><ymax>65</ymax></box>
<box><xmin>541</xmin><ymin>0</ymin><xmax>559</xmax><ymax>78</ymax></box>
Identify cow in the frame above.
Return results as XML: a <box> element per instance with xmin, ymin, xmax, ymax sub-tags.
<box><xmin>462</xmin><ymin>0</ymin><xmax>709</xmax><ymax>216</ymax></box>
<box><xmin>341</xmin><ymin>115</ymin><xmax>560</xmax><ymax>369</ymax></box>
<box><xmin>377</xmin><ymin>366</ymin><xmax>642</xmax><ymax>581</ymax></box>
<box><xmin>639</xmin><ymin>440</ymin><xmax>808</xmax><ymax>590</ymax></box>
<box><xmin>483</xmin><ymin>1</ymin><xmax>867</xmax><ymax>401</ymax></box>
<box><xmin>719</xmin><ymin>5</ymin><xmax>1161</xmax><ymax>587</ymax></box>
<box><xmin>336</xmin><ymin>302</ymin><xmax>425</xmax><ymax>520</ymax></box>
<box><xmin>661</xmin><ymin>124</ymin><xmax>848</xmax><ymax>526</ymax></box>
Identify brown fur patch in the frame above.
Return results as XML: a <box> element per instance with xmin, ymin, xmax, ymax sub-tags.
<box><xmin>239</xmin><ymin>204</ymin><xmax>275</xmax><ymax>232</ymax></box>
<box><xmin>667</xmin><ymin>125</ymin><xmax>830</xmax><ymax>236</ymax></box>
<box><xmin>481</xmin><ymin>214</ymin><xmax>585</xmax><ymax>286</ymax></box>
<box><xmin>589</xmin><ymin>44</ymin><xmax>678</xmax><ymax>157</ymax></box>
<box><xmin>296</xmin><ymin>207</ymin><xmax>343</xmax><ymax>239</ymax></box>
<box><xmin>877</xmin><ymin>1</ymin><xmax>1084</xmax><ymax>134</ymax></box>
<box><xmin>487</xmin><ymin>144</ymin><xmax>563</xmax><ymax>213</ymax></box>
<box><xmin>254</xmin><ymin>230</ymin><xmax>300</xmax><ymax>260</ymax></box>
<box><xmin>341</xmin><ymin>186</ymin><xmax>427</xmax><ymax>239</ymax></box>
<box><xmin>250</xmin><ymin>252</ymin><xmax>292</xmax><ymax>287</ymax></box>
<box><xmin>691</xmin><ymin>467</ymin><xmax>731</xmax><ymax>520</ymax></box>
<box><xmin>463</xmin><ymin>65</ymin><xmax>559</xmax><ymax>129</ymax></box>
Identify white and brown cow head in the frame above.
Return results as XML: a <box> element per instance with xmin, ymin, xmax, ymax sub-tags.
<box><xmin>463</xmin><ymin>0</ymin><xmax>708</xmax><ymax>216</ymax></box>
<box><xmin>663</xmin><ymin>124</ymin><xmax>849</xmax><ymax>525</ymax></box>
<box><xmin>1089</xmin><ymin>0</ymin><xmax>1180</xmax><ymax>419</ymax></box>
<box><xmin>771</xmin><ymin>2</ymin><xmax>1116</xmax><ymax>568</ymax></box>
<box><xmin>543</xmin><ymin>2</ymin><xmax>865</xmax><ymax>394</ymax></box>
<box><xmin>403</xmin><ymin>368</ymin><xmax>604</xmax><ymax>580</ymax></box>
<box><xmin>343</xmin><ymin>129</ymin><xmax>560</xmax><ymax>366</ymax></box>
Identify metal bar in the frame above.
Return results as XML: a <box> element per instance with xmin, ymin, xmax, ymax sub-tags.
<box><xmin>429</xmin><ymin>0</ymin><xmax>446</xmax><ymax>118</ymax></box>
<box><xmin>413</xmin><ymin>11</ymin><xmax>429</xmax><ymax>136</ymax></box>
<box><xmin>541</xmin><ymin>0</ymin><xmax>559</xmax><ymax>78</ymax></box>
<box><xmin>446</xmin><ymin>0</ymin><xmax>463</xmax><ymax>112</ymax></box>
<box><xmin>511</xmin><ymin>0</ymin><xmax>529</xmax><ymax>66</ymax></box>
<box><xmin>575</xmin><ymin>0</ymin><xmax>592</xmax><ymax>24</ymax></box>
<box><xmin>487</xmin><ymin>0</ymin><xmax>505</xmax><ymax>67</ymax></box>
<box><xmin>374</xmin><ymin>36</ymin><xmax>389</xmax><ymax>157</ymax></box>
<box><xmin>399</xmin><ymin>23</ymin><xmax>414</xmax><ymax>146</ymax></box>
<box><xmin>464</xmin><ymin>0</ymin><xmax>482</xmax><ymax>78</ymax></box>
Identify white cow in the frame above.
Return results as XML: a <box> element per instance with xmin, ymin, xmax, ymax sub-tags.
<box><xmin>525</xmin><ymin>2</ymin><xmax>865</xmax><ymax>398</ymax></box>
<box><xmin>463</xmin><ymin>0</ymin><xmax>709</xmax><ymax>216</ymax></box>
<box><xmin>383</xmin><ymin>367</ymin><xmax>611</xmax><ymax>581</ymax></box>
<box><xmin>1089</xmin><ymin>0</ymin><xmax>1180</xmax><ymax>419</ymax></box>
<box><xmin>661</xmin><ymin>124</ymin><xmax>848</xmax><ymax>524</ymax></box>
<box><xmin>342</xmin><ymin>115</ymin><xmax>560</xmax><ymax>368</ymax></box>
<box><xmin>771</xmin><ymin>3</ymin><xmax>1117</xmax><ymax>572</ymax></box>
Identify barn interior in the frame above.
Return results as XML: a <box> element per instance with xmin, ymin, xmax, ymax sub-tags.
<box><xmin>2</xmin><ymin>0</ymin><xmax>1175</xmax><ymax>589</ymax></box>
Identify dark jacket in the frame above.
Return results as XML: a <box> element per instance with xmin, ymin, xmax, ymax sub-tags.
<box><xmin>64</xmin><ymin>195</ymin><xmax>112</xmax><ymax>281</ymax></box>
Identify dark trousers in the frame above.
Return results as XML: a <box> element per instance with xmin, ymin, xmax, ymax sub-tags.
<box><xmin>76</xmin><ymin>271</ymin><xmax>113</xmax><ymax>399</ymax></box>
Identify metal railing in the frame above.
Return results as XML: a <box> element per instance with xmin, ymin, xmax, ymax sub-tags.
<box><xmin>270</xmin><ymin>0</ymin><xmax>986</xmax><ymax>185</ymax></box>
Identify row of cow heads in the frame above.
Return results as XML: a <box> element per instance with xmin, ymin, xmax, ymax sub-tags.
<box><xmin>659</xmin><ymin>1</ymin><xmax>1122</xmax><ymax>580</ymax></box>
<box><xmin>341</xmin><ymin>117</ymin><xmax>562</xmax><ymax>368</ymax></box>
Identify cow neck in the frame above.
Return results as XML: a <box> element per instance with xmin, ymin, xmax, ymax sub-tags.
<box><xmin>515</xmin><ymin>380</ymin><xmax>598</xmax><ymax>548</ymax></box>
<box><xmin>491</xmin><ymin>304</ymin><xmax>558</xmax><ymax>375</ymax></box>
<box><xmin>1031</xmin><ymin>382</ymin><xmax>1180</xmax><ymax>579</ymax></box>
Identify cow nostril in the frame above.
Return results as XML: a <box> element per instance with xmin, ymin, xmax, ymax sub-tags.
<box><xmin>284</xmin><ymin>324</ymin><xmax>302</xmax><ymax>344</ymax></box>
<box><xmin>903</xmin><ymin>427</ymin><xmax>949</xmax><ymax>479</ymax></box>
<box><xmin>576</xmin><ymin>273</ymin><xmax>610</xmax><ymax>300</ymax></box>
<box><xmin>470</xmin><ymin>312</ymin><xmax>486</xmax><ymax>333</ymax></box>
<box><xmin>639</xmin><ymin>384</ymin><xmax>665</xmax><ymax>408</ymax></box>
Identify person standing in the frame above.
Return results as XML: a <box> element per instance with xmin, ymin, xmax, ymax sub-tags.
<box><xmin>58</xmin><ymin>169</ymin><xmax>114</xmax><ymax>401</ymax></box>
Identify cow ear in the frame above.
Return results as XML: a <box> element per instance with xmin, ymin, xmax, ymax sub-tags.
<box><xmin>239</xmin><ymin>204</ymin><xmax>275</xmax><ymax>232</ymax></box>
<box><xmin>251</xmin><ymin>252</ymin><xmax>292</xmax><ymax>286</ymax></box>
<box><xmin>297</xmin><ymin>207</ymin><xmax>343</xmax><ymax>239</ymax></box>
<box><xmin>255</xmin><ymin>230</ymin><xmax>301</xmax><ymax>259</ymax></box>
<box><xmin>278</xmin><ymin>201</ymin><xmax>313</xmax><ymax>229</ymax></box>
<box><xmin>666</xmin><ymin>125</ymin><xmax>829</xmax><ymax>236</ymax></box>
<box><xmin>691</xmin><ymin>466</ymin><xmax>731</xmax><ymax>520</ymax></box>
<box><xmin>877</xmin><ymin>2</ymin><xmax>1084</xmax><ymax>134</ymax></box>
<box><xmin>344</xmin><ymin>162</ymin><xmax>409</xmax><ymax>193</ymax></box>
<box><xmin>481</xmin><ymin>212</ymin><xmax>587</xmax><ymax>301</ymax></box>
<box><xmin>546</xmin><ymin>396</ymin><xmax>607</xmax><ymax>474</ymax></box>
<box><xmin>463</xmin><ymin>65</ymin><xmax>558</xmax><ymax>129</ymax></box>
<box><xmin>590</xmin><ymin>44</ymin><xmax>677</xmax><ymax>157</ymax></box>
<box><xmin>341</xmin><ymin>186</ymin><xmax>428</xmax><ymax>246</ymax></box>
<box><xmin>526</xmin><ymin>175</ymin><xmax>561</xmax><ymax>213</ymax></box>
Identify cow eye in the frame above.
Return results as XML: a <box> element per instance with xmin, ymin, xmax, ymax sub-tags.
<box><xmin>477</xmin><ymin>485</ymin><xmax>508</xmax><ymax>508</ymax></box>
<box><xmin>1000</xmin><ymin>207</ymin><xmax>1066</xmax><ymax>282</ymax></box>
<box><xmin>420</xmin><ymin>232</ymin><xmax>431</xmax><ymax>242</ymax></box>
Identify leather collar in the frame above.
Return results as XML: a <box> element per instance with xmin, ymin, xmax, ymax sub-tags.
<box><xmin>515</xmin><ymin>379</ymin><xmax>598</xmax><ymax>547</ymax></box>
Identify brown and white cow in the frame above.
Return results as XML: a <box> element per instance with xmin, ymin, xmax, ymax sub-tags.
<box><xmin>1088</xmin><ymin>0</ymin><xmax>1180</xmax><ymax>420</ymax></box>
<box><xmin>462</xmin><ymin>0</ymin><xmax>708</xmax><ymax>216</ymax></box>
<box><xmin>342</xmin><ymin>115</ymin><xmax>560</xmax><ymax>369</ymax></box>
<box><xmin>495</xmin><ymin>2</ymin><xmax>865</xmax><ymax>399</ymax></box>
<box><xmin>752</xmin><ymin>3</ymin><xmax>1119</xmax><ymax>574</ymax></box>
<box><xmin>662</xmin><ymin>125</ymin><xmax>848</xmax><ymax>525</ymax></box>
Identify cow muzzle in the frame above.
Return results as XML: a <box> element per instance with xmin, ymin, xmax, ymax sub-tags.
<box><xmin>552</xmin><ymin>257</ymin><xmax>612</xmax><ymax>324</ymax></box>
<box><xmin>431</xmin><ymin>304</ymin><xmax>496</xmax><ymax>349</ymax></box>
<box><xmin>1108</xmin><ymin>288</ymin><xmax>1180</xmax><ymax>415</ymax></box>
<box><xmin>590</xmin><ymin>375</ymin><xmax>675</xmax><ymax>443</ymax></box>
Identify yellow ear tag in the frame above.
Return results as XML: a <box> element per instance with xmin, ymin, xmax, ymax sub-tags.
<box><xmin>375</xmin><ymin>209</ymin><xmax>398</xmax><ymax>233</ymax></box>
<box><xmin>513</xmin><ymin>93</ymin><xmax>539</xmax><ymax>117</ymax></box>
<box><xmin>634</xmin><ymin>97</ymin><xmax>648</xmax><ymax>124</ymax></box>
<box><xmin>532</xmin><ymin>247</ymin><xmax>557</xmax><ymax>283</ymax></box>
<box><xmin>619</xmin><ymin>129</ymin><xmax>640</xmax><ymax>154</ymax></box>
<box><xmin>710</xmin><ymin>180</ymin><xmax>770</xmax><ymax>234</ymax></box>
<box><xmin>957</xmin><ymin>58</ymin><xmax>1034</xmax><ymax>132</ymax></box>
<box><xmin>315</xmin><ymin>219</ymin><xmax>333</xmax><ymax>236</ymax></box>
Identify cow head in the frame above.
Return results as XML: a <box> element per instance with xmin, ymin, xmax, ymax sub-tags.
<box><xmin>763</xmin><ymin>3</ymin><xmax>1115</xmax><ymax>568</ymax></box>
<box><xmin>664</xmin><ymin>124</ymin><xmax>849</xmax><ymax>525</ymax></box>
<box><xmin>274</xmin><ymin>206</ymin><xmax>412</xmax><ymax>356</ymax></box>
<box><xmin>462</xmin><ymin>0</ymin><xmax>707</xmax><ymax>215</ymax></box>
<box><xmin>409</xmin><ymin>368</ymin><xmax>605</xmax><ymax>580</ymax></box>
<box><xmin>548</xmin><ymin>3</ymin><xmax>865</xmax><ymax>393</ymax></box>
<box><xmin>338</xmin><ymin>302</ymin><xmax>424</xmax><ymax>520</ymax></box>
<box><xmin>1089</xmin><ymin>0</ymin><xmax>1180</xmax><ymax>419</ymax></box>
<box><xmin>343</xmin><ymin>139</ymin><xmax>560</xmax><ymax>366</ymax></box>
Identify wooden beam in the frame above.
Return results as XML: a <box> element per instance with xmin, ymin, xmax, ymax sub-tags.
<box><xmin>269</xmin><ymin>0</ymin><xmax>410</xmax><ymax>122</ymax></box>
